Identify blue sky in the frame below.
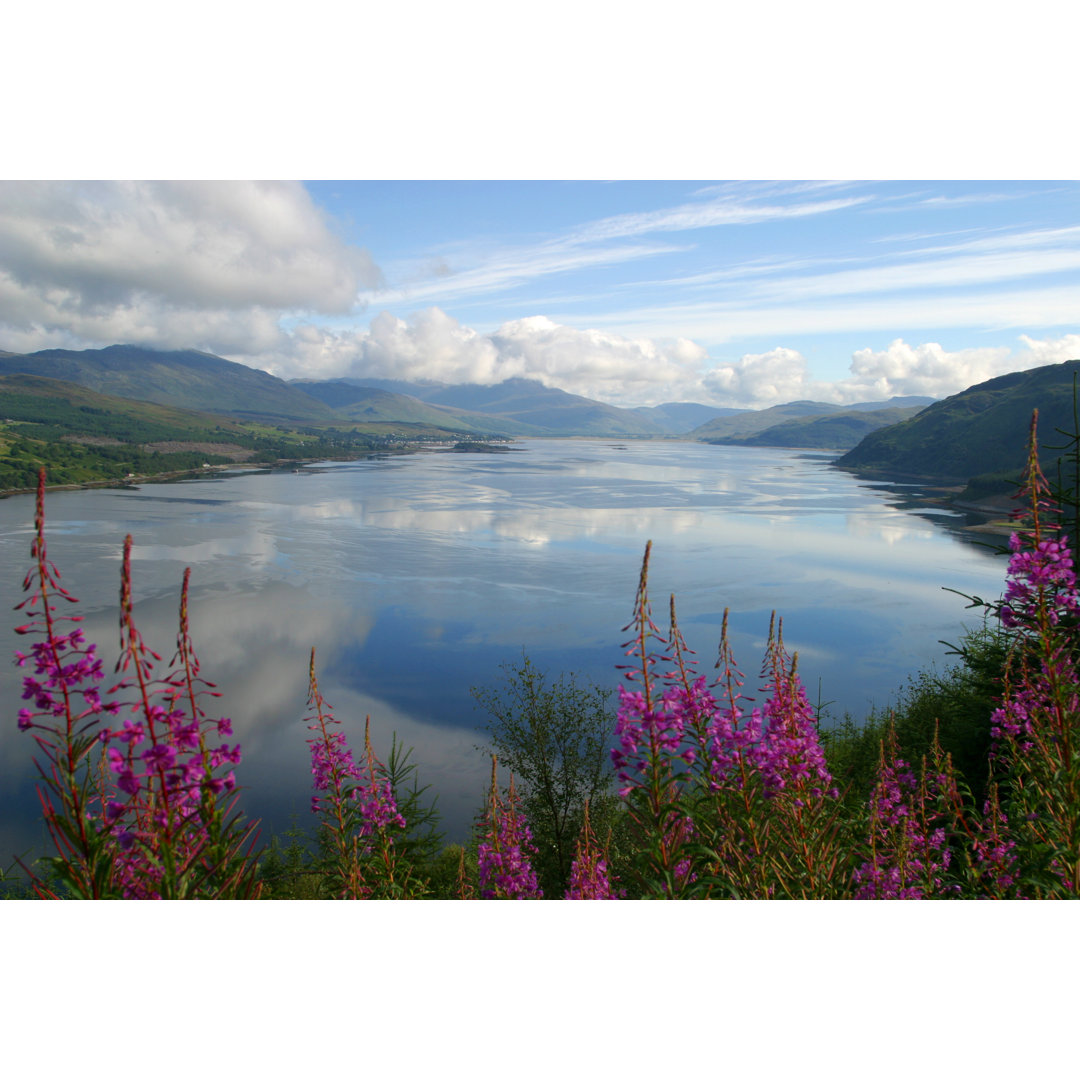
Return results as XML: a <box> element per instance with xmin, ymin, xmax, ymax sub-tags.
<box><xmin>2</xmin><ymin>179</ymin><xmax>1078</xmax><ymax>409</ymax></box>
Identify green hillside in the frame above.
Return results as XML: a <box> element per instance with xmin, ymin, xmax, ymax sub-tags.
<box><xmin>691</xmin><ymin>400</ymin><xmax>854</xmax><ymax>440</ymax></box>
<box><xmin>401</xmin><ymin>377</ymin><xmax>665</xmax><ymax>435</ymax></box>
<box><xmin>294</xmin><ymin>375</ymin><xmax>668</xmax><ymax>436</ymax></box>
<box><xmin>0</xmin><ymin>345</ymin><xmax>336</xmax><ymax>423</ymax></box>
<box><xmin>705</xmin><ymin>406</ymin><xmax>924</xmax><ymax>450</ymax></box>
<box><xmin>835</xmin><ymin>359</ymin><xmax>1080</xmax><ymax>483</ymax></box>
<box><xmin>291</xmin><ymin>381</ymin><xmax>539</xmax><ymax>435</ymax></box>
<box><xmin>632</xmin><ymin>401</ymin><xmax>741</xmax><ymax>434</ymax></box>
<box><xmin>0</xmin><ymin>373</ymin><xmax>386</xmax><ymax>491</ymax></box>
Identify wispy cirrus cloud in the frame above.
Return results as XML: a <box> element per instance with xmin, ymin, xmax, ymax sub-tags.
<box><xmin>564</xmin><ymin>192</ymin><xmax>872</xmax><ymax>244</ymax></box>
<box><xmin>547</xmin><ymin>221</ymin><xmax>1080</xmax><ymax>344</ymax></box>
<box><xmin>570</xmin><ymin>283</ymin><xmax>1080</xmax><ymax>347</ymax></box>
<box><xmin>362</xmin><ymin>183</ymin><xmax>872</xmax><ymax>311</ymax></box>
<box><xmin>364</xmin><ymin>240</ymin><xmax>687</xmax><ymax>308</ymax></box>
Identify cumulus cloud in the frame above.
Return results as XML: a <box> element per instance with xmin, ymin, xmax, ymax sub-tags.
<box><xmin>489</xmin><ymin>316</ymin><xmax>707</xmax><ymax>402</ymax></box>
<box><xmin>0</xmin><ymin>180</ymin><xmax>380</xmax><ymax>353</ymax></box>
<box><xmin>702</xmin><ymin>347</ymin><xmax>813</xmax><ymax>406</ymax></box>
<box><xmin>692</xmin><ymin>335</ymin><xmax>1080</xmax><ymax>408</ymax></box>
<box><xmin>840</xmin><ymin>336</ymin><xmax>1080</xmax><ymax>401</ymax></box>
<box><xmin>254</xmin><ymin>307</ymin><xmax>711</xmax><ymax>404</ymax></box>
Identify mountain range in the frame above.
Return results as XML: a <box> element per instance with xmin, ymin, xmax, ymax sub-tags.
<box><xmin>4</xmin><ymin>344</ymin><xmax>1080</xmax><ymax>495</ymax></box>
<box><xmin>0</xmin><ymin>344</ymin><xmax>931</xmax><ymax>443</ymax></box>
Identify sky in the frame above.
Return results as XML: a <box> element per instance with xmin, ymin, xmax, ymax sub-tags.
<box><xmin>4</xmin><ymin>3</ymin><xmax>1079</xmax><ymax>418</ymax></box>
<box><xmin>3</xmin><ymin>178</ymin><xmax>1079</xmax><ymax>410</ymax></box>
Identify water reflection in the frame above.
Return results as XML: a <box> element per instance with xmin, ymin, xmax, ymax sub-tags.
<box><xmin>0</xmin><ymin>439</ymin><xmax>1011</xmax><ymax>859</ymax></box>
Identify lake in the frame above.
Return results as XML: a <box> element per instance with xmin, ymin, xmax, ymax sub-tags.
<box><xmin>0</xmin><ymin>438</ymin><xmax>1012</xmax><ymax>861</ymax></box>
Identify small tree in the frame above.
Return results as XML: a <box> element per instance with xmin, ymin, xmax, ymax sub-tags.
<box><xmin>472</xmin><ymin>653</ymin><xmax>617</xmax><ymax>897</ymax></box>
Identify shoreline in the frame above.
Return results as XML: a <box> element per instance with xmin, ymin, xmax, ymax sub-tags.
<box><xmin>0</xmin><ymin>448</ymin><xmax>417</xmax><ymax>500</ymax></box>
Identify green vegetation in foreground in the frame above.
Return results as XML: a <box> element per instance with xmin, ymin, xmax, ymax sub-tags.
<box><xmin>820</xmin><ymin>623</ymin><xmax>1009</xmax><ymax>812</ymax></box>
<box><xmin>242</xmin><ymin>616</ymin><xmax>1013</xmax><ymax>899</ymax></box>
<box><xmin>238</xmin><ymin>590</ymin><xmax>1017</xmax><ymax>900</ymax></box>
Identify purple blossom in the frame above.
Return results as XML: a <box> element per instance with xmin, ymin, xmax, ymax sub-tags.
<box><xmin>565</xmin><ymin>803</ymin><xmax>618</xmax><ymax>899</ymax></box>
<box><xmin>14</xmin><ymin>470</ymin><xmax>255</xmax><ymax>899</ymax></box>
<box><xmin>310</xmin><ymin>730</ymin><xmax>363</xmax><ymax>794</ymax></box>
<box><xmin>853</xmin><ymin>745</ymin><xmax>955</xmax><ymax>900</ymax></box>
<box><xmin>142</xmin><ymin>743</ymin><xmax>178</xmax><ymax>773</ymax></box>
<box><xmin>478</xmin><ymin>766</ymin><xmax>542</xmax><ymax>899</ymax></box>
<box><xmin>1000</xmin><ymin>532</ymin><xmax>1080</xmax><ymax>629</ymax></box>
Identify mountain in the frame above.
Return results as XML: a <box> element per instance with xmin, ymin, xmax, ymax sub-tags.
<box><xmin>403</xmin><ymin>377</ymin><xmax>665</xmax><ymax>435</ymax></box>
<box><xmin>841</xmin><ymin>396</ymin><xmax>936</xmax><ymax>413</ymax></box>
<box><xmin>290</xmin><ymin>380</ymin><xmax>541</xmax><ymax>435</ymax></box>
<box><xmin>691</xmin><ymin>399</ymin><xmax>920</xmax><ymax>440</ymax></box>
<box><xmin>0</xmin><ymin>371</ymin><xmax>418</xmax><ymax>491</ymax></box>
<box><xmin>631</xmin><ymin>402</ymin><xmax>743</xmax><ymax>434</ymax></box>
<box><xmin>835</xmin><ymin>360</ymin><xmax>1080</xmax><ymax>483</ymax></box>
<box><xmin>691</xmin><ymin>397</ymin><xmax>933</xmax><ymax>446</ymax></box>
<box><xmin>292</xmin><ymin>376</ymin><xmax>668</xmax><ymax>436</ymax></box>
<box><xmin>0</xmin><ymin>344</ymin><xmax>946</xmax><ymax>445</ymax></box>
<box><xmin>706</xmin><ymin>406</ymin><xmax>926</xmax><ymax>450</ymax></box>
<box><xmin>0</xmin><ymin>345</ymin><xmax>336</xmax><ymax>423</ymax></box>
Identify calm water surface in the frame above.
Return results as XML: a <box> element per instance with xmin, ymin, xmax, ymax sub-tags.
<box><xmin>0</xmin><ymin>439</ymin><xmax>1010</xmax><ymax>858</ymax></box>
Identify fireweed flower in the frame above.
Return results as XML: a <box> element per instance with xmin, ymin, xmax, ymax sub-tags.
<box><xmin>853</xmin><ymin>734</ymin><xmax>956</xmax><ymax>900</ymax></box>
<box><xmin>99</xmin><ymin>557</ymin><xmax>258</xmax><ymax>899</ymax></box>
<box><xmin>11</xmin><ymin>470</ymin><xmax>126</xmax><ymax>896</ymax></box>
<box><xmin>565</xmin><ymin>802</ymin><xmax>616</xmax><ymax>899</ymax></box>
<box><xmin>979</xmin><ymin>413</ymin><xmax>1080</xmax><ymax>895</ymax></box>
<box><xmin>478</xmin><ymin>759</ymin><xmax>542</xmax><ymax>899</ymax></box>
<box><xmin>304</xmin><ymin>654</ymin><xmax>409</xmax><ymax>897</ymax></box>
<box><xmin>968</xmin><ymin>786</ymin><xmax>1020</xmax><ymax>895</ymax></box>
<box><xmin>750</xmin><ymin>637</ymin><xmax>838</xmax><ymax>802</ymax></box>
<box><xmin>613</xmin><ymin>547</ymin><xmax>843</xmax><ymax>897</ymax></box>
<box><xmin>14</xmin><ymin>470</ymin><xmax>259</xmax><ymax>899</ymax></box>
<box><xmin>1000</xmin><ymin>533</ymin><xmax>1080</xmax><ymax>629</ymax></box>
<box><xmin>309</xmin><ymin>729</ymin><xmax>364</xmax><ymax>812</ymax></box>
<box><xmin>304</xmin><ymin>651</ymin><xmax>365</xmax><ymax>893</ymax></box>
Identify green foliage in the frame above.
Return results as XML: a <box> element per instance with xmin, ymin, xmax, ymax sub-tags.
<box><xmin>472</xmin><ymin>654</ymin><xmax>617</xmax><ymax>898</ymax></box>
<box><xmin>822</xmin><ymin>624</ymin><xmax>1009</xmax><ymax>809</ymax></box>
<box><xmin>411</xmin><ymin>844</ymin><xmax>472</xmax><ymax>899</ymax></box>
<box><xmin>0</xmin><ymin>434</ymin><xmax>236</xmax><ymax>489</ymax></box>
<box><xmin>257</xmin><ymin>819</ymin><xmax>325</xmax><ymax>899</ymax></box>
<box><xmin>383</xmin><ymin>734</ymin><xmax>445</xmax><ymax>874</ymax></box>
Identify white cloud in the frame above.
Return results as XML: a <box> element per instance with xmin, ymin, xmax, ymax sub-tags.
<box><xmin>684</xmin><ymin>335</ymin><xmax>1080</xmax><ymax>409</ymax></box>
<box><xmin>567</xmin><ymin>192</ymin><xmax>872</xmax><ymax>244</ymax></box>
<box><xmin>489</xmin><ymin>316</ymin><xmax>707</xmax><ymax>402</ymax></box>
<box><xmin>841</xmin><ymin>336</ymin><xmax>1080</xmax><ymax>401</ymax></box>
<box><xmin>702</xmin><ymin>347</ymin><xmax>812</xmax><ymax>405</ymax></box>
<box><xmin>0</xmin><ymin>180</ymin><xmax>380</xmax><ymax>350</ymax></box>
<box><xmin>257</xmin><ymin>307</ymin><xmax>710</xmax><ymax>404</ymax></box>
